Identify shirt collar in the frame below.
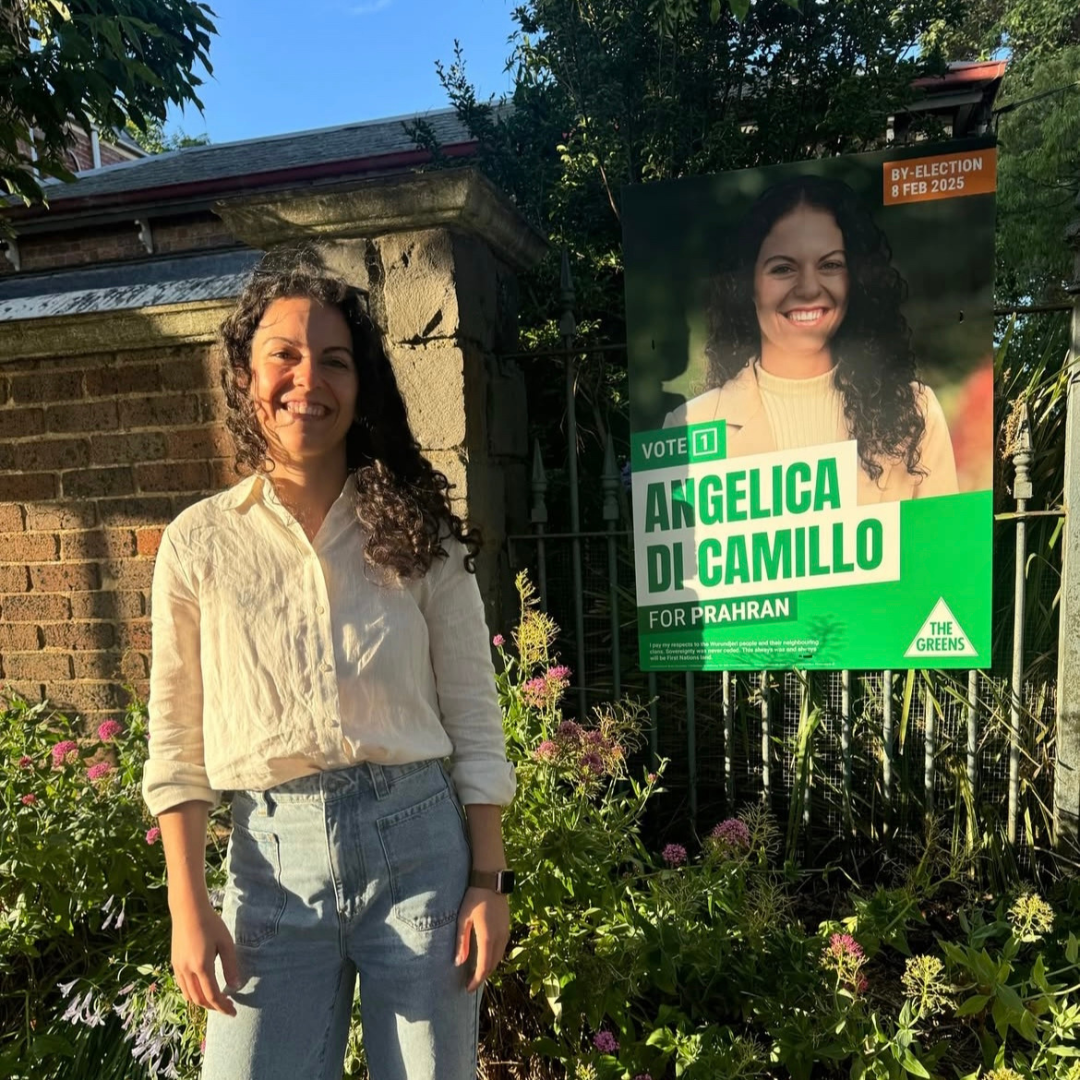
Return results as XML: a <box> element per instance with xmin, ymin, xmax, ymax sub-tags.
<box><xmin>217</xmin><ymin>473</ymin><xmax>264</xmax><ymax>511</ymax></box>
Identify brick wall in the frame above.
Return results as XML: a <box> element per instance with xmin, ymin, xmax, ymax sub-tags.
<box><xmin>0</xmin><ymin>214</ymin><xmax>235</xmax><ymax>277</ymax></box>
<box><xmin>0</xmin><ymin>345</ymin><xmax>239</xmax><ymax>723</ymax></box>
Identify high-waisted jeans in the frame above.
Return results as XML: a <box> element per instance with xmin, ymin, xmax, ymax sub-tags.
<box><xmin>201</xmin><ymin>758</ymin><xmax>479</xmax><ymax>1080</ymax></box>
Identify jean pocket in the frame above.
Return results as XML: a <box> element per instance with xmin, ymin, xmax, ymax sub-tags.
<box><xmin>223</xmin><ymin>822</ymin><xmax>287</xmax><ymax>949</ymax></box>
<box><xmin>377</xmin><ymin>785</ymin><xmax>470</xmax><ymax>933</ymax></box>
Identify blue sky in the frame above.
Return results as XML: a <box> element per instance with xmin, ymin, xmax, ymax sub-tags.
<box><xmin>166</xmin><ymin>0</ymin><xmax>520</xmax><ymax>144</ymax></box>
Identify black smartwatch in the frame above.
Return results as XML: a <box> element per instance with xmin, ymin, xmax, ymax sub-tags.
<box><xmin>469</xmin><ymin>868</ymin><xmax>515</xmax><ymax>894</ymax></box>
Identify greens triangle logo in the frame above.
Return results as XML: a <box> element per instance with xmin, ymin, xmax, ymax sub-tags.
<box><xmin>904</xmin><ymin>598</ymin><xmax>977</xmax><ymax>659</ymax></box>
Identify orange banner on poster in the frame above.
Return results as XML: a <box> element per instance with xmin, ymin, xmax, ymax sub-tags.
<box><xmin>882</xmin><ymin>148</ymin><xmax>996</xmax><ymax>206</ymax></box>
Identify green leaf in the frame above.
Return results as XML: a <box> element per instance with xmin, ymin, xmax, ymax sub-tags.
<box><xmin>728</xmin><ymin>0</ymin><xmax>750</xmax><ymax>19</ymax></box>
<box><xmin>709</xmin><ymin>0</ymin><xmax>722</xmax><ymax>21</ymax></box>
<box><xmin>901</xmin><ymin>1050</ymin><xmax>931</xmax><ymax>1078</ymax></box>
<box><xmin>955</xmin><ymin>994</ymin><xmax>991</xmax><ymax>1017</ymax></box>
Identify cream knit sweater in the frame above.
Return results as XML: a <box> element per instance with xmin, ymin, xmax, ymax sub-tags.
<box><xmin>754</xmin><ymin>362</ymin><xmax>850</xmax><ymax>451</ymax></box>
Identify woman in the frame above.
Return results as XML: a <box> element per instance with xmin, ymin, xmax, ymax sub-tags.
<box><xmin>665</xmin><ymin>175</ymin><xmax>957</xmax><ymax>503</ymax></box>
<box><xmin>142</xmin><ymin>251</ymin><xmax>516</xmax><ymax>1080</ymax></box>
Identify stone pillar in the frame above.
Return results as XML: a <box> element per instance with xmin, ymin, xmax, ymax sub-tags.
<box><xmin>214</xmin><ymin>169</ymin><xmax>546</xmax><ymax>630</ymax></box>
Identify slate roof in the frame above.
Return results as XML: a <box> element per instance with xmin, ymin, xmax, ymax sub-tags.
<box><xmin>29</xmin><ymin>108</ymin><xmax>474</xmax><ymax>206</ymax></box>
<box><xmin>0</xmin><ymin>249</ymin><xmax>260</xmax><ymax>321</ymax></box>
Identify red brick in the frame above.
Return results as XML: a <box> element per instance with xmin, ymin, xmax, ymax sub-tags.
<box><xmin>61</xmin><ymin>467</ymin><xmax>135</xmax><ymax>499</ymax></box>
<box><xmin>60</xmin><ymin>529</ymin><xmax>135</xmax><ymax>560</ymax></box>
<box><xmin>69</xmin><ymin>589</ymin><xmax>145</xmax><ymax>620</ymax></box>
<box><xmin>8</xmin><ymin>371</ymin><xmax>84</xmax><ymax>404</ymax></box>
<box><xmin>0</xmin><ymin>504</ymin><xmax>24</xmax><ymax>531</ymax></box>
<box><xmin>120</xmin><ymin>651</ymin><xmax>150</xmax><ymax>681</ymax></box>
<box><xmin>84</xmin><ymin>364</ymin><xmax>161</xmax><ymax>398</ymax></box>
<box><xmin>9</xmin><ymin>438</ymin><xmax>90</xmax><ymax>472</ymax></box>
<box><xmin>0</xmin><ymin>408</ymin><xmax>46</xmax><ymax>437</ymax></box>
<box><xmin>0</xmin><ymin>624</ymin><xmax>39</xmax><ymax>649</ymax></box>
<box><xmin>4</xmin><ymin>653</ymin><xmax>73</xmax><ymax>680</ymax></box>
<box><xmin>210</xmin><ymin>458</ymin><xmax>242</xmax><ymax>489</ymax></box>
<box><xmin>117</xmin><ymin>590</ymin><xmax>147</xmax><ymax>619</ymax></box>
<box><xmin>89</xmin><ymin>431</ymin><xmax>168</xmax><ymax>466</ymax></box>
<box><xmin>158</xmin><ymin>355</ymin><xmax>220</xmax><ymax>393</ymax></box>
<box><xmin>102</xmin><ymin>558</ymin><xmax>155</xmax><ymax>590</ymax></box>
<box><xmin>0</xmin><ymin>566</ymin><xmax>29</xmax><ymax>592</ymax></box>
<box><xmin>1</xmin><ymin>682</ymin><xmax>45</xmax><ymax>706</ymax></box>
<box><xmin>71</xmin><ymin>652</ymin><xmax>117</xmax><ymax>680</ymax></box>
<box><xmin>94</xmin><ymin>496</ymin><xmax>171</xmax><ymax>527</ymax></box>
<box><xmin>135</xmin><ymin>461</ymin><xmax>210</xmax><ymax>493</ymax></box>
<box><xmin>165</xmin><ymin>424</ymin><xmax>234</xmax><ymax>461</ymax></box>
<box><xmin>29</xmin><ymin>562</ymin><xmax>101</xmax><ymax>592</ymax></box>
<box><xmin>136</xmin><ymin>527</ymin><xmax>164</xmax><ymax>557</ymax></box>
<box><xmin>119</xmin><ymin>395</ymin><xmax>201</xmax><ymax>429</ymax></box>
<box><xmin>1</xmin><ymin>593</ymin><xmax>71</xmax><ymax>621</ymax></box>
<box><xmin>117</xmin><ymin>621</ymin><xmax>152</xmax><ymax>650</ymax></box>
<box><xmin>40</xmin><ymin>622</ymin><xmax>117</xmax><ymax>650</ymax></box>
<box><xmin>0</xmin><ymin>473</ymin><xmax>58</xmax><ymax>501</ymax></box>
<box><xmin>24</xmin><ymin>502</ymin><xmax>97</xmax><ymax>530</ymax></box>
<box><xmin>46</xmin><ymin>400</ymin><xmax>119</xmax><ymax>434</ymax></box>
<box><xmin>47</xmin><ymin>681</ymin><xmax>132</xmax><ymax>714</ymax></box>
<box><xmin>172</xmin><ymin>492</ymin><xmax>210</xmax><ymax>515</ymax></box>
<box><xmin>0</xmin><ymin>532</ymin><xmax>59</xmax><ymax>561</ymax></box>
<box><xmin>199</xmin><ymin>390</ymin><xmax>229</xmax><ymax>423</ymax></box>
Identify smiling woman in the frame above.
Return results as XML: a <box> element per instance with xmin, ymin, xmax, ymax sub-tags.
<box><xmin>664</xmin><ymin>176</ymin><xmax>958</xmax><ymax>504</ymax></box>
<box><xmin>142</xmin><ymin>250</ymin><xmax>516</xmax><ymax>1080</ymax></box>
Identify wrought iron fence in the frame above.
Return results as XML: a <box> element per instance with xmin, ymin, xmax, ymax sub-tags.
<box><xmin>502</xmin><ymin>254</ymin><xmax>1077</xmax><ymax>872</ymax></box>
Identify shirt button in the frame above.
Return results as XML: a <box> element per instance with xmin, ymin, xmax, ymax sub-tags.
<box><xmin>316</xmin><ymin>606</ymin><xmax>326</xmax><ymax>615</ymax></box>
<box><xmin>321</xmin><ymin>661</ymin><xmax>333</xmax><ymax>673</ymax></box>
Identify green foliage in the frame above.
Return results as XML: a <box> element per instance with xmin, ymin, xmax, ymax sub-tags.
<box><xmin>484</xmin><ymin>575</ymin><xmax>1080</xmax><ymax>1079</ymax></box>
<box><xmin>0</xmin><ymin>0</ymin><xmax>215</xmax><ymax>209</ymax></box>
<box><xmin>3</xmin><ymin>582</ymin><xmax>1080</xmax><ymax>1078</ymax></box>
<box><xmin>123</xmin><ymin>117</ymin><xmax>209</xmax><ymax>154</ymax></box>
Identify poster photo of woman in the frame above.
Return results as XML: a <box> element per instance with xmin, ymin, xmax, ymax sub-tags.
<box><xmin>621</xmin><ymin>139</ymin><xmax>996</xmax><ymax>671</ymax></box>
<box><xmin>625</xmin><ymin>140</ymin><xmax>995</xmax><ymax>504</ymax></box>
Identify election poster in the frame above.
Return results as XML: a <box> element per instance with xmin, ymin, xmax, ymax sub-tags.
<box><xmin>622</xmin><ymin>139</ymin><xmax>995</xmax><ymax>671</ymax></box>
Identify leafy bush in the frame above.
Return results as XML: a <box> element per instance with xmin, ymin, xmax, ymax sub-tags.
<box><xmin>2</xmin><ymin>574</ymin><xmax>1078</xmax><ymax>1078</ymax></box>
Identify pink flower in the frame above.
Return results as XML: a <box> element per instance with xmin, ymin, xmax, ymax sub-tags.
<box><xmin>593</xmin><ymin>1030</ymin><xmax>619</xmax><ymax>1054</ymax></box>
<box><xmin>534</xmin><ymin>740</ymin><xmax>559</xmax><ymax>762</ymax></box>
<box><xmin>710</xmin><ymin>818</ymin><xmax>752</xmax><ymax>852</ymax></box>
<box><xmin>634</xmin><ymin>1075</ymin><xmax>653</xmax><ymax>1080</ymax></box>
<box><xmin>492</xmin><ymin>634</ymin><xmax>505</xmax><ymax>648</ymax></box>
<box><xmin>51</xmin><ymin>740</ymin><xmax>79</xmax><ymax>768</ymax></box>
<box><xmin>580</xmin><ymin>751</ymin><xmax>604</xmax><ymax>775</ymax></box>
<box><xmin>546</xmin><ymin>664</ymin><xmax>571</xmax><ymax>682</ymax></box>
<box><xmin>662</xmin><ymin>843</ymin><xmax>688</xmax><ymax>867</ymax></box>
<box><xmin>86</xmin><ymin>761</ymin><xmax>113</xmax><ymax>781</ymax></box>
<box><xmin>96</xmin><ymin>720</ymin><xmax>123</xmax><ymax>742</ymax></box>
<box><xmin>145</xmin><ymin>827</ymin><xmax>161</xmax><ymax>845</ymax></box>
<box><xmin>856</xmin><ymin>975</ymin><xmax>869</xmax><ymax>994</ymax></box>
<box><xmin>200</xmin><ymin>1039</ymin><xmax>207</xmax><ymax>1054</ymax></box>
<box><xmin>21</xmin><ymin>793</ymin><xmax>37</xmax><ymax>805</ymax></box>
<box><xmin>827</xmin><ymin>932</ymin><xmax>864</xmax><ymax>961</ymax></box>
<box><xmin>18</xmin><ymin>755</ymin><xmax>33</xmax><ymax>769</ymax></box>
<box><xmin>647</xmin><ymin>772</ymin><xmax>658</xmax><ymax>784</ymax></box>
<box><xmin>556</xmin><ymin>720</ymin><xmax>583</xmax><ymax>742</ymax></box>
<box><xmin>584</xmin><ymin>730</ymin><xmax>605</xmax><ymax>745</ymax></box>
<box><xmin>522</xmin><ymin>676</ymin><xmax>551</xmax><ymax>709</ymax></box>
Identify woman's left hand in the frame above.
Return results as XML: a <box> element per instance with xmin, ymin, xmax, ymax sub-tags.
<box><xmin>455</xmin><ymin>886</ymin><xmax>510</xmax><ymax>992</ymax></box>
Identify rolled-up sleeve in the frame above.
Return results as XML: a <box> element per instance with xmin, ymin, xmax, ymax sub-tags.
<box><xmin>423</xmin><ymin>544</ymin><xmax>516</xmax><ymax>807</ymax></box>
<box><xmin>142</xmin><ymin>529</ymin><xmax>220</xmax><ymax>816</ymax></box>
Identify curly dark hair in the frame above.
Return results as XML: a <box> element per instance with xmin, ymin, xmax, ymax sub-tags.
<box><xmin>704</xmin><ymin>175</ymin><xmax>926</xmax><ymax>482</ymax></box>
<box><xmin>219</xmin><ymin>254</ymin><xmax>480</xmax><ymax>578</ymax></box>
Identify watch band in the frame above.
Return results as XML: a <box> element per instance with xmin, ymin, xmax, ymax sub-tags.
<box><xmin>469</xmin><ymin>868</ymin><xmax>515</xmax><ymax>894</ymax></box>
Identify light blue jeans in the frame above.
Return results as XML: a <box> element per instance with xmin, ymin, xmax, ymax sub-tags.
<box><xmin>202</xmin><ymin>759</ymin><xmax>479</xmax><ymax>1080</ymax></box>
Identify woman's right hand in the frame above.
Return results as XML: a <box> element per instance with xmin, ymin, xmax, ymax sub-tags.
<box><xmin>171</xmin><ymin>903</ymin><xmax>240</xmax><ymax>1015</ymax></box>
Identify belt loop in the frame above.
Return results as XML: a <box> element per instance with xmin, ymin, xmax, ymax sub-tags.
<box><xmin>250</xmin><ymin>790</ymin><xmax>273</xmax><ymax>818</ymax></box>
<box><xmin>366</xmin><ymin>761</ymin><xmax>390</xmax><ymax>800</ymax></box>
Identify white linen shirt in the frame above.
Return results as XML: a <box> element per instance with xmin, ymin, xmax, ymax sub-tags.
<box><xmin>142</xmin><ymin>473</ymin><xmax>516</xmax><ymax>817</ymax></box>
